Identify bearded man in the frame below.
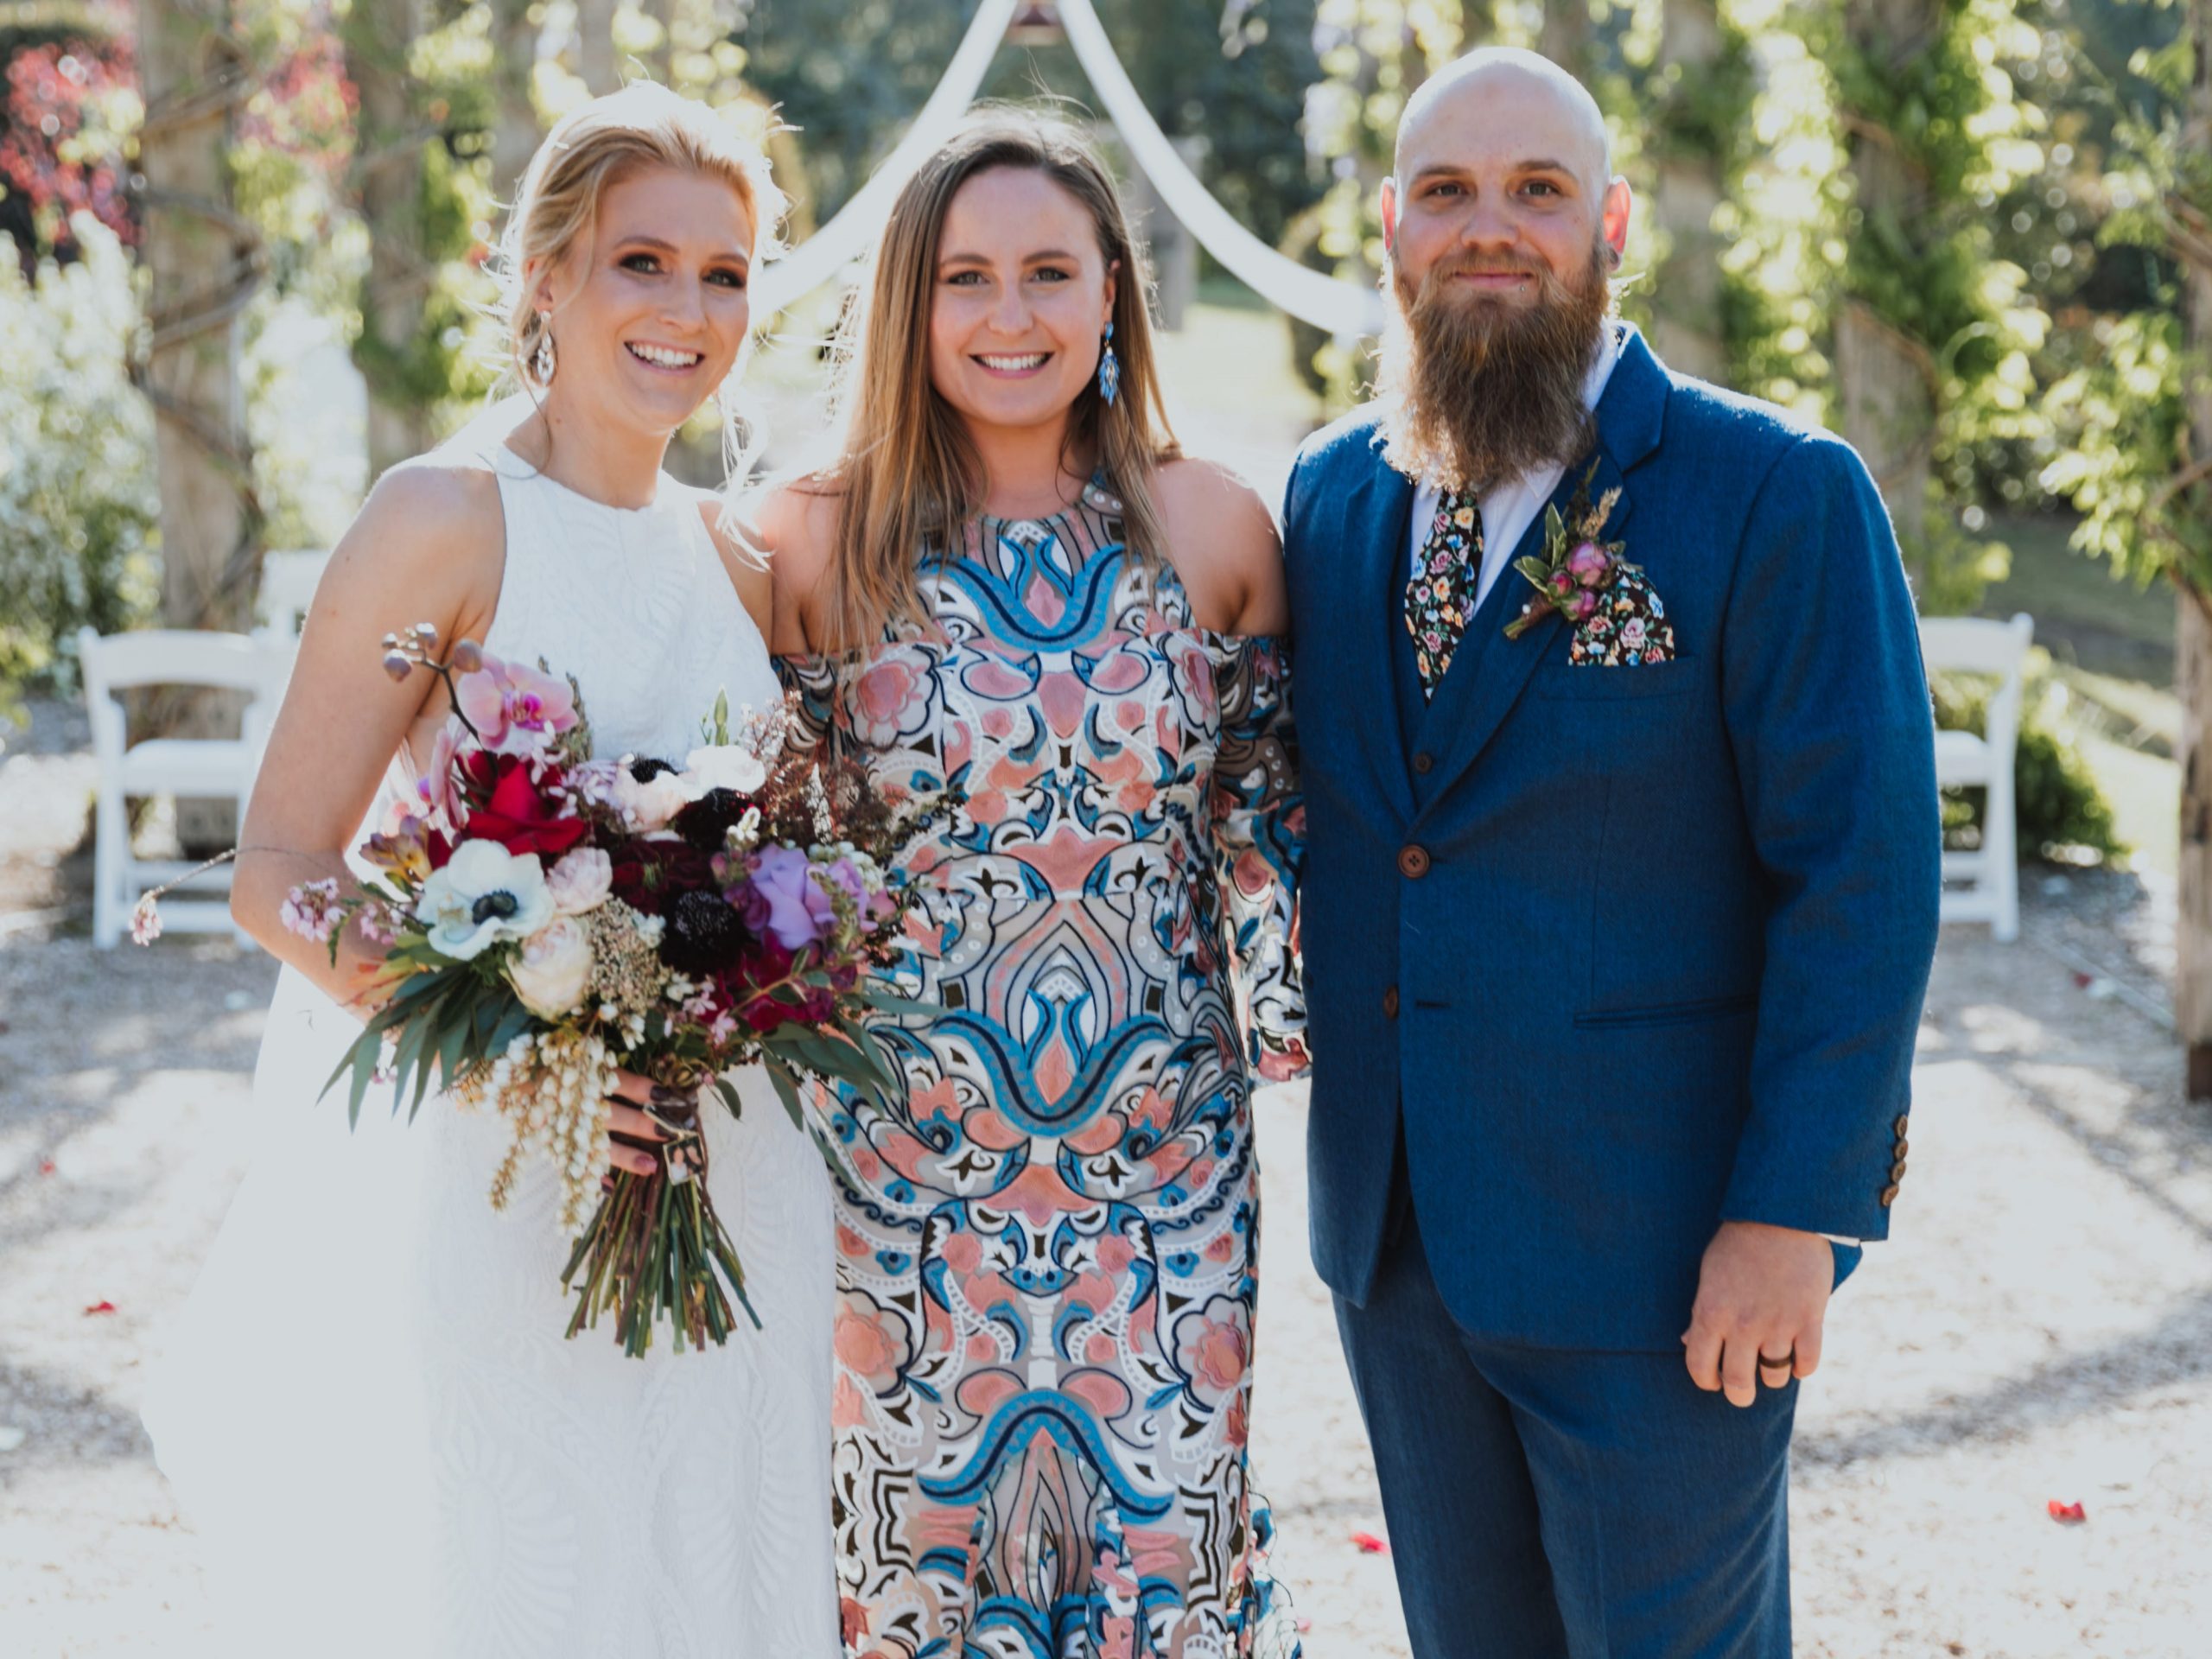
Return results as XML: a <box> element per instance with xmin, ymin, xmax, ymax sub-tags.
<box><xmin>1280</xmin><ymin>48</ymin><xmax>1940</xmax><ymax>1656</ymax></box>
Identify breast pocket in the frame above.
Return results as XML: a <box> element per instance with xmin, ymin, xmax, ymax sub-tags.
<box><xmin>1533</xmin><ymin>660</ymin><xmax>1698</xmax><ymax>702</ymax></box>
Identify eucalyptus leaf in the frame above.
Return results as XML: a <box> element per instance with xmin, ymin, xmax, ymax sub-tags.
<box><xmin>762</xmin><ymin>1055</ymin><xmax>806</xmax><ymax>1134</ymax></box>
<box><xmin>713</xmin><ymin>1076</ymin><xmax>743</xmax><ymax>1119</ymax></box>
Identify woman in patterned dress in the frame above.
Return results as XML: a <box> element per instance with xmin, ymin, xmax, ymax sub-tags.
<box><xmin>752</xmin><ymin>111</ymin><xmax>1307</xmax><ymax>1659</ymax></box>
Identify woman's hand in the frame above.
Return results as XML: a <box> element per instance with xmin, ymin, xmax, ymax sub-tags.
<box><xmin>601</xmin><ymin>1070</ymin><xmax>701</xmax><ymax>1179</ymax></box>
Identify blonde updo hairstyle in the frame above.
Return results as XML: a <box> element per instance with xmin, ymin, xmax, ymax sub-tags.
<box><xmin>493</xmin><ymin>82</ymin><xmax>788</xmax><ymax>483</ymax></box>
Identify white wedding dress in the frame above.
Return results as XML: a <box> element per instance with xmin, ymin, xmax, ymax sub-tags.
<box><xmin>143</xmin><ymin>445</ymin><xmax>840</xmax><ymax>1658</ymax></box>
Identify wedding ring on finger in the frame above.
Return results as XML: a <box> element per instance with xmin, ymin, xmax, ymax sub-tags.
<box><xmin>1757</xmin><ymin>1348</ymin><xmax>1796</xmax><ymax>1380</ymax></box>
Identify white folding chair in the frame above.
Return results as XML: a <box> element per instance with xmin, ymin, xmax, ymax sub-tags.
<box><xmin>1921</xmin><ymin>613</ymin><xmax>2035</xmax><ymax>942</ymax></box>
<box><xmin>254</xmin><ymin>549</ymin><xmax>329</xmax><ymax>641</ymax></box>
<box><xmin>77</xmin><ymin>626</ymin><xmax>290</xmax><ymax>948</ymax></box>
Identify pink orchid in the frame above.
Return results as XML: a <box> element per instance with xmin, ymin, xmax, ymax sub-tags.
<box><xmin>455</xmin><ymin>655</ymin><xmax>577</xmax><ymax>756</ymax></box>
<box><xmin>398</xmin><ymin>727</ymin><xmax>466</xmax><ymax>832</ymax></box>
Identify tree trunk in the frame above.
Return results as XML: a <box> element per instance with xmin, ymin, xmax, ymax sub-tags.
<box><xmin>135</xmin><ymin>0</ymin><xmax>260</xmax><ymax>632</ymax></box>
<box><xmin>2177</xmin><ymin>0</ymin><xmax>2212</xmax><ymax>1096</ymax></box>
<box><xmin>2178</xmin><ymin>590</ymin><xmax>2212</xmax><ymax>1096</ymax></box>
<box><xmin>1648</xmin><ymin>0</ymin><xmax>1726</xmax><ymax>383</ymax></box>
<box><xmin>577</xmin><ymin>0</ymin><xmax>618</xmax><ymax>94</ymax></box>
<box><xmin>346</xmin><ymin>0</ymin><xmax>435</xmax><ymax>480</ymax></box>
<box><xmin>133</xmin><ymin>0</ymin><xmax>263</xmax><ymax>849</ymax></box>
<box><xmin>1835</xmin><ymin>0</ymin><xmax>1936</xmax><ymax>557</ymax></box>
<box><xmin>1539</xmin><ymin>0</ymin><xmax>1590</xmax><ymax>79</ymax></box>
<box><xmin>492</xmin><ymin>0</ymin><xmax>543</xmax><ymax>200</ymax></box>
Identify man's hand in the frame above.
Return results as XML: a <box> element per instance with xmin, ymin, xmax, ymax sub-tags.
<box><xmin>1682</xmin><ymin>1220</ymin><xmax>1834</xmax><ymax>1407</ymax></box>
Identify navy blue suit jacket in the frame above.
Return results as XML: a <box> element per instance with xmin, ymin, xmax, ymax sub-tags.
<box><xmin>1282</xmin><ymin>327</ymin><xmax>1942</xmax><ymax>1351</ymax></box>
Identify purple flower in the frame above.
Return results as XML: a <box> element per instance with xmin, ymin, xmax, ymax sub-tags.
<box><xmin>740</xmin><ymin>844</ymin><xmax>837</xmax><ymax>951</ymax></box>
<box><xmin>1565</xmin><ymin>542</ymin><xmax>1615</xmax><ymax>590</ymax></box>
<box><xmin>1545</xmin><ymin>569</ymin><xmax>1578</xmax><ymax>601</ymax></box>
<box><xmin>820</xmin><ymin>854</ymin><xmax>896</xmax><ymax>926</ymax></box>
<box><xmin>1563</xmin><ymin>589</ymin><xmax>1602</xmax><ymax>624</ymax></box>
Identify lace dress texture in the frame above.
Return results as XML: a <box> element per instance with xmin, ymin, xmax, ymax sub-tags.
<box><xmin>779</xmin><ymin>485</ymin><xmax>1306</xmax><ymax>1659</ymax></box>
<box><xmin>141</xmin><ymin>447</ymin><xmax>841</xmax><ymax>1658</ymax></box>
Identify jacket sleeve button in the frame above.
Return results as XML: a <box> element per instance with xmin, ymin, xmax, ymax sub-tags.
<box><xmin>1879</xmin><ymin>1183</ymin><xmax>1901</xmax><ymax>1207</ymax></box>
<box><xmin>1383</xmin><ymin>987</ymin><xmax>1400</xmax><ymax>1019</ymax></box>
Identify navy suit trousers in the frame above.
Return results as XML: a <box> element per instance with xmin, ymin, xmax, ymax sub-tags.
<box><xmin>1334</xmin><ymin>1179</ymin><xmax>1796</xmax><ymax>1659</ymax></box>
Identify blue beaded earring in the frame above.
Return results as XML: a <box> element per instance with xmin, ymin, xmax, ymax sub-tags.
<box><xmin>1097</xmin><ymin>320</ymin><xmax>1120</xmax><ymax>406</ymax></box>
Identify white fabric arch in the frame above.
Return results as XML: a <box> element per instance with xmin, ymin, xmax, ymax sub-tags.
<box><xmin>751</xmin><ymin>0</ymin><xmax>1385</xmax><ymax>338</ymax></box>
<box><xmin>1055</xmin><ymin>0</ymin><xmax>1384</xmax><ymax>336</ymax></box>
<box><xmin>751</xmin><ymin>0</ymin><xmax>1018</xmax><ymax>317</ymax></box>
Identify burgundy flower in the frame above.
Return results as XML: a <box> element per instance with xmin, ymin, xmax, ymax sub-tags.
<box><xmin>607</xmin><ymin>838</ymin><xmax>716</xmax><ymax>916</ymax></box>
<box><xmin>463</xmin><ymin>755</ymin><xmax>588</xmax><ymax>859</ymax></box>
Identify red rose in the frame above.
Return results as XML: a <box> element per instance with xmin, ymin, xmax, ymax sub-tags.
<box><xmin>464</xmin><ymin>755</ymin><xmax>588</xmax><ymax>859</ymax></box>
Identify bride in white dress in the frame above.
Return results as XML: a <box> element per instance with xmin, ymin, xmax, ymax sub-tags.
<box><xmin>141</xmin><ymin>86</ymin><xmax>838</xmax><ymax>1657</ymax></box>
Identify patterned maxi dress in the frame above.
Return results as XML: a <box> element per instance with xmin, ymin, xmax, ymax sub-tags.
<box><xmin>780</xmin><ymin>480</ymin><xmax>1306</xmax><ymax>1659</ymax></box>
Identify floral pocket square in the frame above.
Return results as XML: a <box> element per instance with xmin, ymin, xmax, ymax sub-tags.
<box><xmin>1504</xmin><ymin>463</ymin><xmax>1677</xmax><ymax>667</ymax></box>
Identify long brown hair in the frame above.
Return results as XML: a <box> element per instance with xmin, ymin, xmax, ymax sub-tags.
<box><xmin>812</xmin><ymin>107</ymin><xmax>1180</xmax><ymax>648</ymax></box>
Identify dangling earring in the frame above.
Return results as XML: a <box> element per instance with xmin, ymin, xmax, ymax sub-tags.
<box><xmin>1096</xmin><ymin>320</ymin><xmax>1120</xmax><ymax>406</ymax></box>
<box><xmin>531</xmin><ymin>317</ymin><xmax>556</xmax><ymax>388</ymax></box>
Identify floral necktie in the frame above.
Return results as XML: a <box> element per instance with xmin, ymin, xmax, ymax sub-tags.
<box><xmin>1405</xmin><ymin>489</ymin><xmax>1483</xmax><ymax>698</ymax></box>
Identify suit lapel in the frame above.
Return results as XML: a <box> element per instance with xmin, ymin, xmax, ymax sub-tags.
<box><xmin>1414</xmin><ymin>327</ymin><xmax>1670</xmax><ymax>810</ymax></box>
<box><xmin>1340</xmin><ymin>437</ymin><xmax>1419</xmax><ymax>822</ymax></box>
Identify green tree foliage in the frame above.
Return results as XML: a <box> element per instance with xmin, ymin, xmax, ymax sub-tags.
<box><xmin>0</xmin><ymin>216</ymin><xmax>159</xmax><ymax>703</ymax></box>
<box><xmin>2039</xmin><ymin>5</ymin><xmax>2209</xmax><ymax>589</ymax></box>
<box><xmin>1820</xmin><ymin>0</ymin><xmax>2052</xmax><ymax>612</ymax></box>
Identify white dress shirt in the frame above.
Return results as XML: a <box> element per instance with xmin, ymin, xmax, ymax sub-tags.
<box><xmin>1404</xmin><ymin>323</ymin><xmax>1624</xmax><ymax>607</ymax></box>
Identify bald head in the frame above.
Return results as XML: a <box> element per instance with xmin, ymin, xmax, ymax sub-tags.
<box><xmin>1395</xmin><ymin>48</ymin><xmax>1612</xmax><ymax>194</ymax></box>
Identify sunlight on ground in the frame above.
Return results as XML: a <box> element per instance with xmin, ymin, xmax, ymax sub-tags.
<box><xmin>2083</xmin><ymin>733</ymin><xmax>2180</xmax><ymax>877</ymax></box>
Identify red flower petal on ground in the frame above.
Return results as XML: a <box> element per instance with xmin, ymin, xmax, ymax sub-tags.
<box><xmin>37</xmin><ymin>1159</ymin><xmax>54</xmax><ymax>1177</ymax></box>
<box><xmin>83</xmin><ymin>1300</ymin><xmax>116</xmax><ymax>1315</ymax></box>
<box><xmin>1351</xmin><ymin>1530</ymin><xmax>1389</xmax><ymax>1554</ymax></box>
<box><xmin>2047</xmin><ymin>1499</ymin><xmax>2087</xmax><ymax>1523</ymax></box>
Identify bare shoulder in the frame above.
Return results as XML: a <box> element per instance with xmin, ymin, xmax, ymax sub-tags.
<box><xmin>1151</xmin><ymin>455</ymin><xmax>1287</xmax><ymax>633</ymax></box>
<box><xmin>745</xmin><ymin>475</ymin><xmax>846</xmax><ymax>652</ymax></box>
<box><xmin>357</xmin><ymin>454</ymin><xmax>505</xmax><ymax>553</ymax></box>
<box><xmin>321</xmin><ymin>456</ymin><xmax>505</xmax><ymax>620</ymax></box>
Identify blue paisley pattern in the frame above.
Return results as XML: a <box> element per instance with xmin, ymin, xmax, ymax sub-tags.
<box><xmin>779</xmin><ymin>491</ymin><xmax>1305</xmax><ymax>1659</ymax></box>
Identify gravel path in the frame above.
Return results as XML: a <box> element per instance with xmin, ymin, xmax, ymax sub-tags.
<box><xmin>3</xmin><ymin>702</ymin><xmax>2209</xmax><ymax>1657</ymax></box>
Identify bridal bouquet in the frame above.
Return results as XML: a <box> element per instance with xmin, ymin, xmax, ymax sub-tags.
<box><xmin>287</xmin><ymin>624</ymin><xmax>929</xmax><ymax>1356</ymax></box>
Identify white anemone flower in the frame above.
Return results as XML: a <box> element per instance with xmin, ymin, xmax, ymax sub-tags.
<box><xmin>415</xmin><ymin>839</ymin><xmax>554</xmax><ymax>960</ymax></box>
<box><xmin>682</xmin><ymin>742</ymin><xmax>768</xmax><ymax>798</ymax></box>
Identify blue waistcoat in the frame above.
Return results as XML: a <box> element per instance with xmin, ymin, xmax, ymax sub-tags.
<box><xmin>1281</xmin><ymin>327</ymin><xmax>1942</xmax><ymax>1350</ymax></box>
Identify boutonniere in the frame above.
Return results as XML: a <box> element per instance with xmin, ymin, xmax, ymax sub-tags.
<box><xmin>1503</xmin><ymin>463</ymin><xmax>1675</xmax><ymax>666</ymax></box>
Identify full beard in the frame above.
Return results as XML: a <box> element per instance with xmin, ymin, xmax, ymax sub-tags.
<box><xmin>1376</xmin><ymin>238</ymin><xmax>1614</xmax><ymax>494</ymax></box>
